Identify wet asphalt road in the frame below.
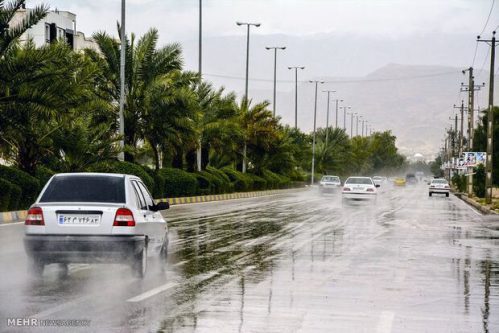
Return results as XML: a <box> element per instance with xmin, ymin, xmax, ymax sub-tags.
<box><xmin>1</xmin><ymin>184</ymin><xmax>499</xmax><ymax>332</ymax></box>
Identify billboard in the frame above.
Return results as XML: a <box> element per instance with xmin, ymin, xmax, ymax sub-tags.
<box><xmin>456</xmin><ymin>152</ymin><xmax>486</xmax><ymax>169</ymax></box>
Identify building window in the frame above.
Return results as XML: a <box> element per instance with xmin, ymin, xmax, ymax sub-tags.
<box><xmin>45</xmin><ymin>23</ymin><xmax>50</xmax><ymax>43</ymax></box>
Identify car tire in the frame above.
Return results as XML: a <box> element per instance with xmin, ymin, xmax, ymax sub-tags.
<box><xmin>429</xmin><ymin>192</ymin><xmax>432</xmax><ymax>197</ymax></box>
<box><xmin>29</xmin><ymin>257</ymin><xmax>45</xmax><ymax>277</ymax></box>
<box><xmin>446</xmin><ymin>193</ymin><xmax>449</xmax><ymax>197</ymax></box>
<box><xmin>132</xmin><ymin>246</ymin><xmax>147</xmax><ymax>279</ymax></box>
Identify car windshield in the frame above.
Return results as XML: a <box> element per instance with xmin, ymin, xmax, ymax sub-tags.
<box><xmin>345</xmin><ymin>178</ymin><xmax>373</xmax><ymax>185</ymax></box>
<box><xmin>321</xmin><ymin>176</ymin><xmax>339</xmax><ymax>182</ymax></box>
<box><xmin>40</xmin><ymin>175</ymin><xmax>126</xmax><ymax>203</ymax></box>
<box><xmin>431</xmin><ymin>179</ymin><xmax>448</xmax><ymax>184</ymax></box>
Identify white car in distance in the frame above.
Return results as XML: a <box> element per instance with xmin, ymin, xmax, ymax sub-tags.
<box><xmin>372</xmin><ymin>176</ymin><xmax>387</xmax><ymax>187</ymax></box>
<box><xmin>319</xmin><ymin>175</ymin><xmax>342</xmax><ymax>193</ymax></box>
<box><xmin>342</xmin><ymin>177</ymin><xmax>379</xmax><ymax>201</ymax></box>
<box><xmin>23</xmin><ymin>173</ymin><xmax>170</xmax><ymax>278</ymax></box>
<box><xmin>429</xmin><ymin>178</ymin><xmax>450</xmax><ymax>197</ymax></box>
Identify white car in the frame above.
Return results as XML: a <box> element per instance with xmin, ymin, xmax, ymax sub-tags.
<box><xmin>342</xmin><ymin>177</ymin><xmax>379</xmax><ymax>201</ymax></box>
<box><xmin>319</xmin><ymin>175</ymin><xmax>341</xmax><ymax>192</ymax></box>
<box><xmin>23</xmin><ymin>173</ymin><xmax>169</xmax><ymax>278</ymax></box>
<box><xmin>372</xmin><ymin>176</ymin><xmax>387</xmax><ymax>186</ymax></box>
<box><xmin>429</xmin><ymin>178</ymin><xmax>450</xmax><ymax>197</ymax></box>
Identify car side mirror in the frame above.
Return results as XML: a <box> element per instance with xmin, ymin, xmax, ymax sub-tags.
<box><xmin>375</xmin><ymin>184</ymin><xmax>380</xmax><ymax>188</ymax></box>
<box><xmin>151</xmin><ymin>201</ymin><xmax>170</xmax><ymax>211</ymax></box>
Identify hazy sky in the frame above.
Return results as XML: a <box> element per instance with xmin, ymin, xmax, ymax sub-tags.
<box><xmin>32</xmin><ymin>0</ymin><xmax>497</xmax><ymax>39</ymax></box>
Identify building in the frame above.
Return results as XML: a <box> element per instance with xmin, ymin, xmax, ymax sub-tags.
<box><xmin>11</xmin><ymin>6</ymin><xmax>100</xmax><ymax>53</ymax></box>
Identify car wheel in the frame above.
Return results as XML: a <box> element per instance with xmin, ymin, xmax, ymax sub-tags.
<box><xmin>446</xmin><ymin>193</ymin><xmax>449</xmax><ymax>197</ymax></box>
<box><xmin>29</xmin><ymin>258</ymin><xmax>45</xmax><ymax>277</ymax></box>
<box><xmin>132</xmin><ymin>246</ymin><xmax>147</xmax><ymax>279</ymax></box>
<box><xmin>160</xmin><ymin>238</ymin><xmax>169</xmax><ymax>260</ymax></box>
<box><xmin>429</xmin><ymin>192</ymin><xmax>432</xmax><ymax>197</ymax></box>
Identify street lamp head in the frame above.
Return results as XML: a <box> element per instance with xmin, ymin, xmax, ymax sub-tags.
<box><xmin>254</xmin><ymin>23</ymin><xmax>261</xmax><ymax>27</ymax></box>
<box><xmin>340</xmin><ymin>99</ymin><xmax>344</xmax><ymax>102</ymax></box>
<box><xmin>236</xmin><ymin>22</ymin><xmax>243</xmax><ymax>26</ymax></box>
<box><xmin>308</xmin><ymin>80</ymin><xmax>314</xmax><ymax>83</ymax></box>
<box><xmin>280</xmin><ymin>47</ymin><xmax>287</xmax><ymax>50</ymax></box>
<box><xmin>265</xmin><ymin>47</ymin><xmax>271</xmax><ymax>50</ymax></box>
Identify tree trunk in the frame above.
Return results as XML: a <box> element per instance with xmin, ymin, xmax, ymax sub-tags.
<box><xmin>172</xmin><ymin>147</ymin><xmax>183</xmax><ymax>169</ymax></box>
<box><xmin>186</xmin><ymin>149</ymin><xmax>197</xmax><ymax>172</ymax></box>
<box><xmin>151</xmin><ymin>143</ymin><xmax>160</xmax><ymax>171</ymax></box>
<box><xmin>201</xmin><ymin>145</ymin><xmax>210</xmax><ymax>169</ymax></box>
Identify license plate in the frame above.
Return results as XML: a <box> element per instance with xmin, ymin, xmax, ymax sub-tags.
<box><xmin>354</xmin><ymin>187</ymin><xmax>363</xmax><ymax>191</ymax></box>
<box><xmin>58</xmin><ymin>214</ymin><xmax>101</xmax><ymax>225</ymax></box>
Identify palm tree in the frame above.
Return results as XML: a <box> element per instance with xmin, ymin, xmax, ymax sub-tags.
<box><xmin>0</xmin><ymin>0</ymin><xmax>48</xmax><ymax>57</ymax></box>
<box><xmin>236</xmin><ymin>99</ymin><xmax>279</xmax><ymax>173</ymax></box>
<box><xmin>315</xmin><ymin>127</ymin><xmax>351</xmax><ymax>175</ymax></box>
<box><xmin>91</xmin><ymin>28</ymin><xmax>184</xmax><ymax>162</ymax></box>
<box><xmin>0</xmin><ymin>42</ymin><xmax>104</xmax><ymax>174</ymax></box>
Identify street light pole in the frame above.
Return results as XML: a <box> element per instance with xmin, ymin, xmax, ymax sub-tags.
<box><xmin>356</xmin><ymin>115</ymin><xmax>361</xmax><ymax>136</ymax></box>
<box><xmin>349</xmin><ymin>112</ymin><xmax>357</xmax><ymax>138</ymax></box>
<box><xmin>118</xmin><ymin>0</ymin><xmax>126</xmax><ymax>161</ymax></box>
<box><xmin>322</xmin><ymin>90</ymin><xmax>336</xmax><ymax>144</ymax></box>
<box><xmin>288</xmin><ymin>66</ymin><xmax>305</xmax><ymax>129</ymax></box>
<box><xmin>310</xmin><ymin>80</ymin><xmax>324</xmax><ymax>185</ymax></box>
<box><xmin>237</xmin><ymin>22</ymin><xmax>261</xmax><ymax>101</ymax></box>
<box><xmin>334</xmin><ymin>99</ymin><xmax>343</xmax><ymax>128</ymax></box>
<box><xmin>341</xmin><ymin>106</ymin><xmax>351</xmax><ymax>131</ymax></box>
<box><xmin>196</xmin><ymin>0</ymin><xmax>203</xmax><ymax>171</ymax></box>
<box><xmin>266</xmin><ymin>46</ymin><xmax>286</xmax><ymax>117</ymax></box>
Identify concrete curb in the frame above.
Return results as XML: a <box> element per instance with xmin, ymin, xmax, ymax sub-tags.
<box><xmin>454</xmin><ymin>192</ymin><xmax>498</xmax><ymax>215</ymax></box>
<box><xmin>0</xmin><ymin>210</ymin><xmax>27</xmax><ymax>225</ymax></box>
<box><xmin>0</xmin><ymin>187</ymin><xmax>307</xmax><ymax>224</ymax></box>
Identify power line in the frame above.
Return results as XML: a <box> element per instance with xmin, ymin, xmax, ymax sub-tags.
<box><xmin>479</xmin><ymin>0</ymin><xmax>495</xmax><ymax>36</ymax></box>
<box><xmin>204</xmin><ymin>70</ymin><xmax>460</xmax><ymax>84</ymax></box>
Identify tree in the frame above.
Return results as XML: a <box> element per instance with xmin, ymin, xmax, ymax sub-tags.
<box><xmin>0</xmin><ymin>0</ymin><xmax>48</xmax><ymax>57</ymax></box>
<box><xmin>0</xmin><ymin>42</ymin><xmax>103</xmax><ymax>174</ymax></box>
<box><xmin>314</xmin><ymin>127</ymin><xmax>351</xmax><ymax>175</ymax></box>
<box><xmin>472</xmin><ymin>106</ymin><xmax>499</xmax><ymax>185</ymax></box>
<box><xmin>92</xmin><ymin>28</ymin><xmax>184</xmax><ymax>162</ymax></box>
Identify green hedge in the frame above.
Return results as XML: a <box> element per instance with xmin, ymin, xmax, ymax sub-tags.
<box><xmin>0</xmin><ymin>178</ymin><xmax>12</xmax><ymax>211</ymax></box>
<box><xmin>194</xmin><ymin>172</ymin><xmax>214</xmax><ymax>195</ymax></box>
<box><xmin>8</xmin><ymin>183</ymin><xmax>22</xmax><ymax>211</ymax></box>
<box><xmin>159</xmin><ymin>168</ymin><xmax>198</xmax><ymax>197</ymax></box>
<box><xmin>221</xmin><ymin>167</ymin><xmax>253</xmax><ymax>192</ymax></box>
<box><xmin>262</xmin><ymin>169</ymin><xmax>290</xmax><ymax>189</ymax></box>
<box><xmin>247</xmin><ymin>173</ymin><xmax>267</xmax><ymax>190</ymax></box>
<box><xmin>0</xmin><ymin>165</ymin><xmax>40</xmax><ymax>209</ymax></box>
<box><xmin>143</xmin><ymin>167</ymin><xmax>165</xmax><ymax>199</ymax></box>
<box><xmin>87</xmin><ymin>161</ymin><xmax>154</xmax><ymax>192</ymax></box>
<box><xmin>206</xmin><ymin>166</ymin><xmax>233</xmax><ymax>193</ymax></box>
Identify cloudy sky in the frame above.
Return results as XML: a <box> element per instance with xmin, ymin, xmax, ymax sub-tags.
<box><xmin>25</xmin><ymin>0</ymin><xmax>498</xmax><ymax>153</ymax></box>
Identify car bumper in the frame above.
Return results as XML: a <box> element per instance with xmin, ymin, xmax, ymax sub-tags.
<box><xmin>342</xmin><ymin>193</ymin><xmax>377</xmax><ymax>200</ymax></box>
<box><xmin>429</xmin><ymin>189</ymin><xmax>450</xmax><ymax>194</ymax></box>
<box><xmin>24</xmin><ymin>234</ymin><xmax>147</xmax><ymax>264</ymax></box>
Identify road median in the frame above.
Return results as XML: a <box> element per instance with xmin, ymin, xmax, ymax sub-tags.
<box><xmin>0</xmin><ymin>187</ymin><xmax>307</xmax><ymax>224</ymax></box>
<box><xmin>453</xmin><ymin>192</ymin><xmax>499</xmax><ymax>215</ymax></box>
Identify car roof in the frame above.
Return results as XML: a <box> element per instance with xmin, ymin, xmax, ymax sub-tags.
<box><xmin>52</xmin><ymin>172</ymin><xmax>138</xmax><ymax>179</ymax></box>
<box><xmin>346</xmin><ymin>176</ymin><xmax>371</xmax><ymax>179</ymax></box>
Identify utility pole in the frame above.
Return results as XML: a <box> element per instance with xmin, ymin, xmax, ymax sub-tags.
<box><xmin>309</xmin><ymin>80</ymin><xmax>324</xmax><ymax>185</ymax></box>
<box><xmin>323</xmin><ymin>90</ymin><xmax>336</xmax><ymax>144</ymax></box>
<box><xmin>288</xmin><ymin>66</ymin><xmax>305</xmax><ymax>129</ymax></box>
<box><xmin>462</xmin><ymin>68</ymin><xmax>485</xmax><ymax>196</ymax></box>
<box><xmin>356</xmin><ymin>115</ymin><xmax>362</xmax><ymax>137</ymax></box>
<box><xmin>118</xmin><ymin>0</ymin><xmax>126</xmax><ymax>161</ymax></box>
<box><xmin>334</xmin><ymin>99</ymin><xmax>343</xmax><ymax>128</ymax></box>
<box><xmin>478</xmin><ymin>31</ymin><xmax>497</xmax><ymax>204</ymax></box>
<box><xmin>361</xmin><ymin>119</ymin><xmax>366</xmax><ymax>137</ymax></box>
<box><xmin>453</xmin><ymin>101</ymin><xmax>465</xmax><ymax>156</ymax></box>
<box><xmin>266</xmin><ymin>46</ymin><xmax>286</xmax><ymax>117</ymax></box>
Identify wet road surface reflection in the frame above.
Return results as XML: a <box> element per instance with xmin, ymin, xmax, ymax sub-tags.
<box><xmin>1</xmin><ymin>184</ymin><xmax>499</xmax><ymax>332</ymax></box>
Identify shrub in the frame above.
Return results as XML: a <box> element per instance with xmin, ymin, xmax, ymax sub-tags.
<box><xmin>206</xmin><ymin>166</ymin><xmax>233</xmax><ymax>193</ymax></box>
<box><xmin>0</xmin><ymin>178</ymin><xmax>12</xmax><ymax>211</ymax></box>
<box><xmin>288</xmin><ymin>168</ymin><xmax>306</xmax><ymax>182</ymax></box>
<box><xmin>143</xmin><ymin>167</ymin><xmax>165</xmax><ymax>199</ymax></box>
<box><xmin>8</xmin><ymin>183</ymin><xmax>22</xmax><ymax>211</ymax></box>
<box><xmin>262</xmin><ymin>169</ymin><xmax>291</xmax><ymax>189</ymax></box>
<box><xmin>159</xmin><ymin>168</ymin><xmax>198</xmax><ymax>197</ymax></box>
<box><xmin>451</xmin><ymin>173</ymin><xmax>466</xmax><ymax>193</ymax></box>
<box><xmin>473</xmin><ymin>164</ymin><xmax>486</xmax><ymax>198</ymax></box>
<box><xmin>87</xmin><ymin>161</ymin><xmax>154</xmax><ymax>192</ymax></box>
<box><xmin>35</xmin><ymin>165</ymin><xmax>56</xmax><ymax>189</ymax></box>
<box><xmin>0</xmin><ymin>165</ymin><xmax>40</xmax><ymax>209</ymax></box>
<box><xmin>220</xmin><ymin>167</ymin><xmax>253</xmax><ymax>192</ymax></box>
<box><xmin>194</xmin><ymin>172</ymin><xmax>214</xmax><ymax>195</ymax></box>
<box><xmin>247</xmin><ymin>173</ymin><xmax>267</xmax><ymax>190</ymax></box>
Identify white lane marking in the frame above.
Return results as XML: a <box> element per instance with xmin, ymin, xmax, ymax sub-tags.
<box><xmin>376</xmin><ymin>311</ymin><xmax>395</xmax><ymax>333</ymax></box>
<box><xmin>0</xmin><ymin>221</ymin><xmax>23</xmax><ymax>227</ymax></box>
<box><xmin>468</xmin><ymin>206</ymin><xmax>482</xmax><ymax>216</ymax></box>
<box><xmin>34</xmin><ymin>295</ymin><xmax>94</xmax><ymax>318</ymax></box>
<box><xmin>126</xmin><ymin>282</ymin><xmax>177</xmax><ymax>303</ymax></box>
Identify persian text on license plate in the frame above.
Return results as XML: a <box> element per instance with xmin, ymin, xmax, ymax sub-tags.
<box><xmin>58</xmin><ymin>214</ymin><xmax>101</xmax><ymax>225</ymax></box>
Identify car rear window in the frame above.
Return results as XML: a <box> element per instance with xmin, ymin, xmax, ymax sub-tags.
<box><xmin>345</xmin><ymin>178</ymin><xmax>373</xmax><ymax>185</ymax></box>
<box><xmin>40</xmin><ymin>175</ymin><xmax>126</xmax><ymax>203</ymax></box>
<box><xmin>431</xmin><ymin>179</ymin><xmax>448</xmax><ymax>184</ymax></box>
<box><xmin>322</xmin><ymin>176</ymin><xmax>339</xmax><ymax>182</ymax></box>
